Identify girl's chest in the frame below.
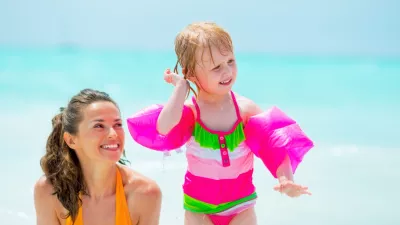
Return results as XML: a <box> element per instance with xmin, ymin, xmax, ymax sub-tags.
<box><xmin>198</xmin><ymin>106</ymin><xmax>243</xmax><ymax>131</ymax></box>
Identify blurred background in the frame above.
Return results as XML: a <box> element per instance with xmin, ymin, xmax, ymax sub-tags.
<box><xmin>0</xmin><ymin>0</ymin><xmax>399</xmax><ymax>224</ymax></box>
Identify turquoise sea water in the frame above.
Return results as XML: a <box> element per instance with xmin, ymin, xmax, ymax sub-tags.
<box><xmin>0</xmin><ymin>47</ymin><xmax>399</xmax><ymax>224</ymax></box>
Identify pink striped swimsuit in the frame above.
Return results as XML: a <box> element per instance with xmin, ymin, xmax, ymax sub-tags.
<box><xmin>183</xmin><ymin>91</ymin><xmax>257</xmax><ymax>222</ymax></box>
<box><xmin>126</xmin><ymin>90</ymin><xmax>314</xmax><ymax>225</ymax></box>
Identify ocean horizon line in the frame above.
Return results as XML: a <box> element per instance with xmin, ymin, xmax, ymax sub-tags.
<box><xmin>1</xmin><ymin>44</ymin><xmax>400</xmax><ymax>59</ymax></box>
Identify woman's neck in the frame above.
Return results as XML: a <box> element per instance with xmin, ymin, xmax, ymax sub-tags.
<box><xmin>81</xmin><ymin>161</ymin><xmax>117</xmax><ymax>201</ymax></box>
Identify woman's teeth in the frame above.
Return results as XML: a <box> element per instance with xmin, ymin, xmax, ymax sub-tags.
<box><xmin>101</xmin><ymin>144</ymin><xmax>119</xmax><ymax>150</ymax></box>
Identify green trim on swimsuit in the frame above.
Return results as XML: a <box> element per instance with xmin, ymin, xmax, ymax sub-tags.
<box><xmin>183</xmin><ymin>192</ymin><xmax>257</xmax><ymax>214</ymax></box>
<box><xmin>193</xmin><ymin>122</ymin><xmax>246</xmax><ymax>152</ymax></box>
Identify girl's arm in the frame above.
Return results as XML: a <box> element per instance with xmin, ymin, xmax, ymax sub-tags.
<box><xmin>242</xmin><ymin>96</ymin><xmax>314</xmax><ymax>179</ymax></box>
<box><xmin>245</xmin><ymin>98</ymin><xmax>295</xmax><ymax>181</ymax></box>
<box><xmin>157</xmin><ymin>79</ymin><xmax>189</xmax><ymax>135</ymax></box>
<box><xmin>126</xmin><ymin>74</ymin><xmax>194</xmax><ymax>152</ymax></box>
<box><xmin>276</xmin><ymin>154</ymin><xmax>294</xmax><ymax>182</ymax></box>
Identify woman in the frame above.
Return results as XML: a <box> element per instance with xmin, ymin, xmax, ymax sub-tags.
<box><xmin>34</xmin><ymin>89</ymin><xmax>162</xmax><ymax>225</ymax></box>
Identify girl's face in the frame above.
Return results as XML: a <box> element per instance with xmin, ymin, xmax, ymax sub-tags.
<box><xmin>190</xmin><ymin>45</ymin><xmax>237</xmax><ymax>96</ymax></box>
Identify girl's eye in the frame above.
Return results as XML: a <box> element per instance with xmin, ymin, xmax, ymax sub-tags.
<box><xmin>115</xmin><ymin>123</ymin><xmax>123</xmax><ymax>128</ymax></box>
<box><xmin>94</xmin><ymin>124</ymin><xmax>104</xmax><ymax>128</ymax></box>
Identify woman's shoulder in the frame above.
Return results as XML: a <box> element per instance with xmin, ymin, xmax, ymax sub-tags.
<box><xmin>34</xmin><ymin>176</ymin><xmax>62</xmax><ymax>207</ymax></box>
<box><xmin>117</xmin><ymin>164</ymin><xmax>161</xmax><ymax>197</ymax></box>
<box><xmin>117</xmin><ymin>164</ymin><xmax>162</xmax><ymax>223</ymax></box>
<box><xmin>34</xmin><ymin>175</ymin><xmax>53</xmax><ymax>196</ymax></box>
<box><xmin>34</xmin><ymin>176</ymin><xmax>67</xmax><ymax>224</ymax></box>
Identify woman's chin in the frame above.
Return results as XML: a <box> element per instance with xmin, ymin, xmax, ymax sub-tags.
<box><xmin>99</xmin><ymin>148</ymin><xmax>123</xmax><ymax>162</ymax></box>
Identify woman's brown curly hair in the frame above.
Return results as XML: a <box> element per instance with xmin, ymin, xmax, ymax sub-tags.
<box><xmin>40</xmin><ymin>88</ymin><xmax>129</xmax><ymax>224</ymax></box>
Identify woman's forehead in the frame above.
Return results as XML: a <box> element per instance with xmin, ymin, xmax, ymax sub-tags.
<box><xmin>83</xmin><ymin>101</ymin><xmax>120</xmax><ymax>121</ymax></box>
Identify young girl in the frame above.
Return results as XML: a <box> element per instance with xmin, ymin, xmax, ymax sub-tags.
<box><xmin>127</xmin><ymin>22</ymin><xmax>314</xmax><ymax>225</ymax></box>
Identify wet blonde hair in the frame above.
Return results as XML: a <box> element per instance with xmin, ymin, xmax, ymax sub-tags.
<box><xmin>173</xmin><ymin>22</ymin><xmax>234</xmax><ymax>98</ymax></box>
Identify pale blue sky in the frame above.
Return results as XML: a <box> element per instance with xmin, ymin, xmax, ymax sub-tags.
<box><xmin>0</xmin><ymin>0</ymin><xmax>399</xmax><ymax>55</ymax></box>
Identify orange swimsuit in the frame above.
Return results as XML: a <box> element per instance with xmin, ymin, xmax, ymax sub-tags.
<box><xmin>65</xmin><ymin>167</ymin><xmax>132</xmax><ymax>225</ymax></box>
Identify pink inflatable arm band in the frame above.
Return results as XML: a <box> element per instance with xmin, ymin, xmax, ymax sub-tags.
<box><xmin>126</xmin><ymin>104</ymin><xmax>195</xmax><ymax>151</ymax></box>
<box><xmin>244</xmin><ymin>106</ymin><xmax>314</xmax><ymax>178</ymax></box>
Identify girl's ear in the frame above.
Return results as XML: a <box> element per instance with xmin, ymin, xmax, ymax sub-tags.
<box><xmin>187</xmin><ymin>76</ymin><xmax>197</xmax><ymax>83</ymax></box>
<box><xmin>182</xmin><ymin>68</ymin><xmax>196</xmax><ymax>83</ymax></box>
<box><xmin>182</xmin><ymin>67</ymin><xmax>187</xmax><ymax>76</ymax></box>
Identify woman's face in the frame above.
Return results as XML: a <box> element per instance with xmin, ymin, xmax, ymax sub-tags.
<box><xmin>69</xmin><ymin>101</ymin><xmax>125</xmax><ymax>163</ymax></box>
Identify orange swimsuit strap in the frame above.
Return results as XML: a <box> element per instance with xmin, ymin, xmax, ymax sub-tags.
<box><xmin>65</xmin><ymin>167</ymin><xmax>132</xmax><ymax>225</ymax></box>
